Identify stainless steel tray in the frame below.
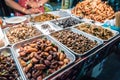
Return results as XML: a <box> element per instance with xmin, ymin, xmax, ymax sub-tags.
<box><xmin>47</xmin><ymin>10</ymin><xmax>71</xmax><ymax>17</ymax></box>
<box><xmin>61</xmin><ymin>9</ymin><xmax>72</xmax><ymax>15</ymax></box>
<box><xmin>50</xmin><ymin>16</ymin><xmax>84</xmax><ymax>29</ymax></box>
<box><xmin>73</xmin><ymin>23</ymin><xmax>119</xmax><ymax>42</ymax></box>
<box><xmin>31</xmin><ymin>10</ymin><xmax>71</xmax><ymax>19</ymax></box>
<box><xmin>3</xmin><ymin>24</ymin><xmax>42</xmax><ymax>45</ymax></box>
<box><xmin>35</xmin><ymin>21</ymin><xmax>61</xmax><ymax>35</ymax></box>
<box><xmin>49</xmin><ymin>28</ymin><xmax>103</xmax><ymax>56</ymax></box>
<box><xmin>0</xmin><ymin>47</ymin><xmax>25</xmax><ymax>80</ymax></box>
<box><xmin>30</xmin><ymin>11</ymin><xmax>69</xmax><ymax>24</ymax></box>
<box><xmin>30</xmin><ymin>11</ymin><xmax>72</xmax><ymax>25</ymax></box>
<box><xmin>12</xmin><ymin>35</ymin><xmax>75</xmax><ymax>80</ymax></box>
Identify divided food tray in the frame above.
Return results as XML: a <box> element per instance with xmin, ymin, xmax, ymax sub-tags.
<box><xmin>0</xmin><ymin>47</ymin><xmax>25</xmax><ymax>80</ymax></box>
<box><xmin>73</xmin><ymin>23</ymin><xmax>119</xmax><ymax>42</ymax></box>
<box><xmin>50</xmin><ymin>16</ymin><xmax>84</xmax><ymax>29</ymax></box>
<box><xmin>35</xmin><ymin>21</ymin><xmax>61</xmax><ymax>35</ymax></box>
<box><xmin>12</xmin><ymin>35</ymin><xmax>75</xmax><ymax>80</ymax></box>
<box><xmin>47</xmin><ymin>10</ymin><xmax>71</xmax><ymax>17</ymax></box>
<box><xmin>3</xmin><ymin>24</ymin><xmax>42</xmax><ymax>45</ymax></box>
<box><xmin>50</xmin><ymin>28</ymin><xmax>103</xmax><ymax>56</ymax></box>
<box><xmin>30</xmin><ymin>11</ymin><xmax>71</xmax><ymax>24</ymax></box>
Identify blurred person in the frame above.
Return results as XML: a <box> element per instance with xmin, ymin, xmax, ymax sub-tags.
<box><xmin>5</xmin><ymin>0</ymin><xmax>48</xmax><ymax>16</ymax></box>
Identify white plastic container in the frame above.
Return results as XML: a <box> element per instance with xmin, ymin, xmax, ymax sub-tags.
<box><xmin>0</xmin><ymin>28</ymin><xmax>5</xmax><ymax>48</ymax></box>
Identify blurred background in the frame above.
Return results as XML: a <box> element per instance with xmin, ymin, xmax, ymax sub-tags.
<box><xmin>0</xmin><ymin>0</ymin><xmax>120</xmax><ymax>17</ymax></box>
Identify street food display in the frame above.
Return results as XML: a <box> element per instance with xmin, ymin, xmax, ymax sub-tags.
<box><xmin>17</xmin><ymin>38</ymin><xmax>71</xmax><ymax>80</ymax></box>
<box><xmin>6</xmin><ymin>24</ymin><xmax>41</xmax><ymax>44</ymax></box>
<box><xmin>0</xmin><ymin>1</ymin><xmax>119</xmax><ymax>79</ymax></box>
<box><xmin>0</xmin><ymin>48</ymin><xmax>20</xmax><ymax>80</ymax></box>
<box><xmin>51</xmin><ymin>29</ymin><xmax>97</xmax><ymax>54</ymax></box>
<box><xmin>35</xmin><ymin>22</ymin><xmax>58</xmax><ymax>35</ymax></box>
<box><xmin>71</xmin><ymin>0</ymin><xmax>115</xmax><ymax>22</ymax></box>
<box><xmin>41</xmin><ymin>24</ymin><xmax>55</xmax><ymax>33</ymax></box>
<box><xmin>75</xmin><ymin>23</ymin><xmax>114</xmax><ymax>40</ymax></box>
<box><xmin>52</xmin><ymin>17</ymin><xmax>83</xmax><ymax>28</ymax></box>
<box><xmin>31</xmin><ymin>13</ymin><xmax>59</xmax><ymax>22</ymax></box>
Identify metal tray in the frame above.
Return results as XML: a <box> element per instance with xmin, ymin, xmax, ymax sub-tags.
<box><xmin>50</xmin><ymin>16</ymin><xmax>84</xmax><ymax>29</ymax></box>
<box><xmin>50</xmin><ymin>28</ymin><xmax>103</xmax><ymax>56</ymax></box>
<box><xmin>30</xmin><ymin>11</ymin><xmax>65</xmax><ymax>24</ymax></box>
<box><xmin>12</xmin><ymin>35</ymin><xmax>76</xmax><ymax>80</ymax></box>
<box><xmin>59</xmin><ymin>9</ymin><xmax>72</xmax><ymax>15</ymax></box>
<box><xmin>0</xmin><ymin>47</ymin><xmax>25</xmax><ymax>80</ymax></box>
<box><xmin>3</xmin><ymin>24</ymin><xmax>42</xmax><ymax>45</ymax></box>
<box><xmin>30</xmin><ymin>10</ymin><xmax>73</xmax><ymax>24</ymax></box>
<box><xmin>73</xmin><ymin>23</ymin><xmax>119</xmax><ymax>42</ymax></box>
<box><xmin>35</xmin><ymin>21</ymin><xmax>61</xmax><ymax>35</ymax></box>
<box><xmin>47</xmin><ymin>10</ymin><xmax>71</xmax><ymax>17</ymax></box>
<box><xmin>31</xmin><ymin>10</ymin><xmax>71</xmax><ymax>19</ymax></box>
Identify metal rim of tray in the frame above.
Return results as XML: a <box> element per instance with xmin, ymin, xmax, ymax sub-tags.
<box><xmin>49</xmin><ymin>27</ymin><xmax>103</xmax><ymax>56</ymax></box>
<box><xmin>12</xmin><ymin>35</ymin><xmax>76</xmax><ymax>80</ymax></box>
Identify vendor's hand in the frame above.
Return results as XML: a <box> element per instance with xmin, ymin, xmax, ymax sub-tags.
<box><xmin>26</xmin><ymin>0</ymin><xmax>39</xmax><ymax>8</ymax></box>
<box><xmin>25</xmin><ymin>8</ymin><xmax>41</xmax><ymax>14</ymax></box>
<box><xmin>29</xmin><ymin>8</ymin><xmax>40</xmax><ymax>14</ymax></box>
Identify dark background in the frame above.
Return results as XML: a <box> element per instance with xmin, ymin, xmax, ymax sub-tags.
<box><xmin>0</xmin><ymin>0</ymin><xmax>14</xmax><ymax>16</ymax></box>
